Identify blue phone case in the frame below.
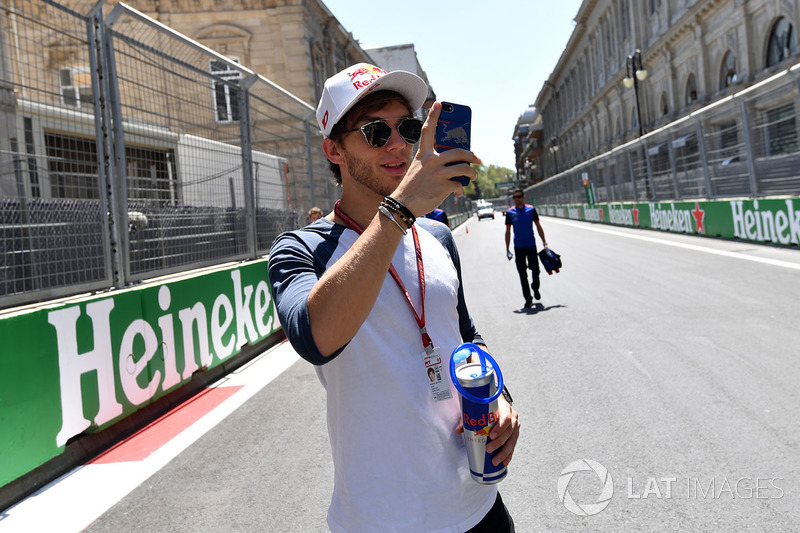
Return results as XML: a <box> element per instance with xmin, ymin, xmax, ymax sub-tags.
<box><xmin>435</xmin><ymin>102</ymin><xmax>472</xmax><ymax>186</ymax></box>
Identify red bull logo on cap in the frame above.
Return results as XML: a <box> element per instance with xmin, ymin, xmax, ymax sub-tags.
<box><xmin>348</xmin><ymin>65</ymin><xmax>387</xmax><ymax>90</ymax></box>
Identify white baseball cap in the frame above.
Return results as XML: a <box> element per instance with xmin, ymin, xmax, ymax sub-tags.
<box><xmin>316</xmin><ymin>63</ymin><xmax>428</xmax><ymax>138</ymax></box>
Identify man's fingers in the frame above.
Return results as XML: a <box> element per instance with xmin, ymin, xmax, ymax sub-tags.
<box><xmin>435</xmin><ymin>147</ymin><xmax>481</xmax><ymax>167</ymax></box>
<box><xmin>418</xmin><ymin>101</ymin><xmax>441</xmax><ymax>152</ymax></box>
<box><xmin>490</xmin><ymin>418</ymin><xmax>520</xmax><ymax>466</ymax></box>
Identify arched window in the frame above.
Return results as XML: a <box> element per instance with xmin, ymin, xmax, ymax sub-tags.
<box><xmin>720</xmin><ymin>51</ymin><xmax>738</xmax><ymax>89</ymax></box>
<box><xmin>767</xmin><ymin>17</ymin><xmax>797</xmax><ymax>67</ymax></box>
<box><xmin>620</xmin><ymin>1</ymin><xmax>630</xmax><ymax>40</ymax></box>
<box><xmin>649</xmin><ymin>0</ymin><xmax>661</xmax><ymax>16</ymax></box>
<box><xmin>685</xmin><ymin>74</ymin><xmax>698</xmax><ymax>106</ymax></box>
<box><xmin>660</xmin><ymin>93</ymin><xmax>669</xmax><ymax>117</ymax></box>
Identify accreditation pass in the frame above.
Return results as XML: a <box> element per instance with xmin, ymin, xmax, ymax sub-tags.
<box><xmin>424</xmin><ymin>346</ymin><xmax>452</xmax><ymax>402</ymax></box>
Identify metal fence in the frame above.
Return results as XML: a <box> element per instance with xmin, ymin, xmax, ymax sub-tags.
<box><xmin>521</xmin><ymin>61</ymin><xmax>800</xmax><ymax>207</ymax></box>
<box><xmin>1</xmin><ymin>0</ymin><xmax>333</xmax><ymax>309</ymax></box>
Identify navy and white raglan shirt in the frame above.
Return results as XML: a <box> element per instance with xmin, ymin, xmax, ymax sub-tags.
<box><xmin>505</xmin><ymin>204</ymin><xmax>539</xmax><ymax>248</ymax></box>
<box><xmin>268</xmin><ymin>217</ymin><xmax>496</xmax><ymax>533</ymax></box>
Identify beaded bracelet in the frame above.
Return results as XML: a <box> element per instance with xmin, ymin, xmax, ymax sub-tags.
<box><xmin>380</xmin><ymin>198</ymin><xmax>414</xmax><ymax>229</ymax></box>
<box><xmin>383</xmin><ymin>196</ymin><xmax>415</xmax><ymax>226</ymax></box>
<box><xmin>378</xmin><ymin>205</ymin><xmax>408</xmax><ymax>235</ymax></box>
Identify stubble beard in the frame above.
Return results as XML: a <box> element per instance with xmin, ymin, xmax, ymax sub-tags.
<box><xmin>343</xmin><ymin>151</ymin><xmax>402</xmax><ymax>198</ymax></box>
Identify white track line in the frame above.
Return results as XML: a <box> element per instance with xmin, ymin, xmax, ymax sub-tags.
<box><xmin>546</xmin><ymin>218</ymin><xmax>800</xmax><ymax>271</ymax></box>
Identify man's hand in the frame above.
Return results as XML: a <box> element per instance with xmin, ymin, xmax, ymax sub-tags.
<box><xmin>392</xmin><ymin>102</ymin><xmax>482</xmax><ymax>217</ymax></box>
<box><xmin>455</xmin><ymin>395</ymin><xmax>520</xmax><ymax>467</ymax></box>
<box><xmin>485</xmin><ymin>395</ymin><xmax>519</xmax><ymax>466</ymax></box>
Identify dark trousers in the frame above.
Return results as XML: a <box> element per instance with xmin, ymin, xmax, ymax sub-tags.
<box><xmin>467</xmin><ymin>493</ymin><xmax>515</xmax><ymax>532</ymax></box>
<box><xmin>514</xmin><ymin>246</ymin><xmax>540</xmax><ymax>302</ymax></box>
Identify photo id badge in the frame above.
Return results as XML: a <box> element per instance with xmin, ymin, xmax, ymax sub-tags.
<box><xmin>423</xmin><ymin>345</ymin><xmax>452</xmax><ymax>402</ymax></box>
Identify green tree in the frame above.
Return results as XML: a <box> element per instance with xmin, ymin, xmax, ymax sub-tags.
<box><xmin>464</xmin><ymin>164</ymin><xmax>516</xmax><ymax>199</ymax></box>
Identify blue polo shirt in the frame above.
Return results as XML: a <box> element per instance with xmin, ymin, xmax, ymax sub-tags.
<box><xmin>505</xmin><ymin>204</ymin><xmax>539</xmax><ymax>248</ymax></box>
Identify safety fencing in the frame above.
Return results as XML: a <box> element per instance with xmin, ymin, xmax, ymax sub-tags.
<box><xmin>0</xmin><ymin>0</ymin><xmax>332</xmax><ymax>310</ymax></box>
<box><xmin>525</xmin><ymin>60</ymin><xmax>800</xmax><ymax>211</ymax></box>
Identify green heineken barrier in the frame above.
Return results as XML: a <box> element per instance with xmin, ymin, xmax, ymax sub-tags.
<box><xmin>540</xmin><ymin>198</ymin><xmax>800</xmax><ymax>247</ymax></box>
<box><xmin>0</xmin><ymin>258</ymin><xmax>280</xmax><ymax>492</ymax></box>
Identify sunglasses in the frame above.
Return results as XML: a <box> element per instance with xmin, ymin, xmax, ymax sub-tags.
<box><xmin>347</xmin><ymin>118</ymin><xmax>423</xmax><ymax>148</ymax></box>
<box><xmin>513</xmin><ymin>195</ymin><xmax>523</xmax><ymax>199</ymax></box>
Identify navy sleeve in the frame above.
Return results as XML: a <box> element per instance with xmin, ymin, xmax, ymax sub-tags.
<box><xmin>268</xmin><ymin>223</ymin><xmax>348</xmax><ymax>365</ymax></box>
<box><xmin>418</xmin><ymin>220</ymin><xmax>484</xmax><ymax>346</ymax></box>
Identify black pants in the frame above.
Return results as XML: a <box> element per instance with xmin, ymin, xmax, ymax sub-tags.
<box><xmin>466</xmin><ymin>493</ymin><xmax>515</xmax><ymax>532</ymax></box>
<box><xmin>514</xmin><ymin>246</ymin><xmax>540</xmax><ymax>302</ymax></box>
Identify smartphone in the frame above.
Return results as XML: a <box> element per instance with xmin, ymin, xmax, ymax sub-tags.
<box><xmin>435</xmin><ymin>102</ymin><xmax>472</xmax><ymax>186</ymax></box>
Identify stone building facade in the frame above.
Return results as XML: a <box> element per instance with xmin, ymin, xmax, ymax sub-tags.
<box><xmin>120</xmin><ymin>0</ymin><xmax>434</xmax><ymax>210</ymax></box>
<box><xmin>2</xmin><ymin>0</ymin><xmax>434</xmax><ymax>221</ymax></box>
<box><xmin>116</xmin><ymin>0</ymin><xmax>369</xmax><ymax>210</ymax></box>
<box><xmin>527</xmin><ymin>0</ymin><xmax>800</xmax><ymax>177</ymax></box>
<box><xmin>124</xmin><ymin>0</ymin><xmax>370</xmax><ymax>114</ymax></box>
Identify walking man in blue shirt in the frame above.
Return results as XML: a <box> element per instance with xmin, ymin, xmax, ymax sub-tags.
<box><xmin>505</xmin><ymin>189</ymin><xmax>548</xmax><ymax>308</ymax></box>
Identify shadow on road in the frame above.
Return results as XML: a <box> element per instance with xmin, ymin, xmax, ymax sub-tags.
<box><xmin>513</xmin><ymin>303</ymin><xmax>567</xmax><ymax>315</ymax></box>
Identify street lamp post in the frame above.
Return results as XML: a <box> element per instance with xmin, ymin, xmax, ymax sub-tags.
<box><xmin>623</xmin><ymin>49</ymin><xmax>648</xmax><ymax>137</ymax></box>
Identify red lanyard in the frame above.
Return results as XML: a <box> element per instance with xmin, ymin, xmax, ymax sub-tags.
<box><xmin>334</xmin><ymin>200</ymin><xmax>433</xmax><ymax>351</ymax></box>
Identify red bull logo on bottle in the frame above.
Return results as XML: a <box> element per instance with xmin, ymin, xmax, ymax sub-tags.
<box><xmin>451</xmin><ymin>343</ymin><xmax>507</xmax><ymax>485</ymax></box>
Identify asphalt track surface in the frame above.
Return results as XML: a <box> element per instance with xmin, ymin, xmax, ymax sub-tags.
<box><xmin>3</xmin><ymin>213</ymin><xmax>799</xmax><ymax>532</ymax></box>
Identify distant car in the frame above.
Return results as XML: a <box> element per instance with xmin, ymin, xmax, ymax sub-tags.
<box><xmin>476</xmin><ymin>202</ymin><xmax>495</xmax><ymax>220</ymax></box>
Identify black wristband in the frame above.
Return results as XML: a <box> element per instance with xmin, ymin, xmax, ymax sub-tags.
<box><xmin>501</xmin><ymin>385</ymin><xmax>513</xmax><ymax>406</ymax></box>
<box><xmin>383</xmin><ymin>196</ymin><xmax>416</xmax><ymax>226</ymax></box>
<box><xmin>380</xmin><ymin>199</ymin><xmax>413</xmax><ymax>228</ymax></box>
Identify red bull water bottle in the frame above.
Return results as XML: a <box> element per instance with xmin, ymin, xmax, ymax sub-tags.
<box><xmin>450</xmin><ymin>343</ymin><xmax>507</xmax><ymax>484</ymax></box>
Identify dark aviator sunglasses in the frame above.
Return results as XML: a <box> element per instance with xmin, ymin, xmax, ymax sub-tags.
<box><xmin>347</xmin><ymin>118</ymin><xmax>423</xmax><ymax>148</ymax></box>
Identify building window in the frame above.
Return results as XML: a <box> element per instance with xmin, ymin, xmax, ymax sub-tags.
<box><xmin>24</xmin><ymin>118</ymin><xmax>41</xmax><ymax>197</ymax></box>
<box><xmin>45</xmin><ymin>132</ymin><xmax>176</xmax><ymax>201</ymax></box>
<box><xmin>59</xmin><ymin>66</ymin><xmax>93</xmax><ymax>109</ymax></box>
<box><xmin>765</xmin><ymin>103</ymin><xmax>797</xmax><ymax>156</ymax></box>
<box><xmin>126</xmin><ymin>147</ymin><xmax>177</xmax><ymax>204</ymax></box>
<box><xmin>621</xmin><ymin>1</ymin><xmax>630</xmax><ymax>40</ymax></box>
<box><xmin>311</xmin><ymin>46</ymin><xmax>325</xmax><ymax>103</ymax></box>
<box><xmin>210</xmin><ymin>59</ymin><xmax>241</xmax><ymax>123</ymax></box>
<box><xmin>685</xmin><ymin>74</ymin><xmax>698</xmax><ymax>106</ymax></box>
<box><xmin>660</xmin><ymin>93</ymin><xmax>669</xmax><ymax>117</ymax></box>
<box><xmin>720</xmin><ymin>51</ymin><xmax>738</xmax><ymax>89</ymax></box>
<box><xmin>45</xmin><ymin>132</ymin><xmax>99</xmax><ymax>199</ymax></box>
<box><xmin>649</xmin><ymin>0</ymin><xmax>661</xmax><ymax>16</ymax></box>
<box><xmin>766</xmin><ymin>17</ymin><xmax>796</xmax><ymax>68</ymax></box>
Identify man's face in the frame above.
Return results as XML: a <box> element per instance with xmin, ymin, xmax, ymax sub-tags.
<box><xmin>338</xmin><ymin>100</ymin><xmax>415</xmax><ymax>198</ymax></box>
<box><xmin>513</xmin><ymin>192</ymin><xmax>525</xmax><ymax>208</ymax></box>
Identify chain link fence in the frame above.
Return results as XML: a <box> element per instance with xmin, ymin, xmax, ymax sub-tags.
<box><xmin>516</xmin><ymin>63</ymin><xmax>800</xmax><ymax>208</ymax></box>
<box><xmin>1</xmin><ymin>0</ymin><xmax>333</xmax><ymax>309</ymax></box>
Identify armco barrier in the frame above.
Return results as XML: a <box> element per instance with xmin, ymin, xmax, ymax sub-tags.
<box><xmin>0</xmin><ymin>258</ymin><xmax>282</xmax><ymax>510</ymax></box>
<box><xmin>541</xmin><ymin>197</ymin><xmax>800</xmax><ymax>247</ymax></box>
